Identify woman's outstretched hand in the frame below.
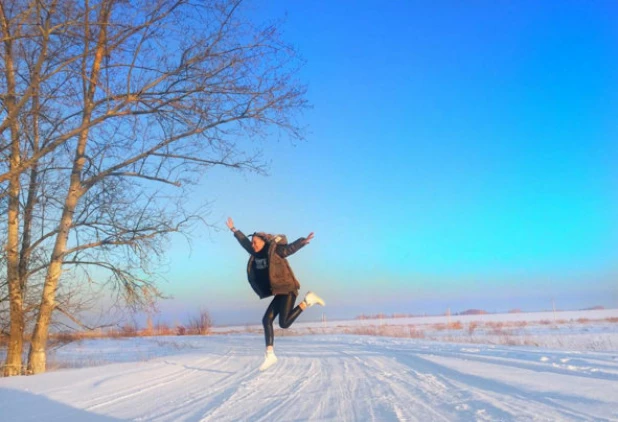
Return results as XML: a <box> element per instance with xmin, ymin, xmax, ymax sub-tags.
<box><xmin>303</xmin><ymin>232</ymin><xmax>315</xmax><ymax>244</ymax></box>
<box><xmin>226</xmin><ymin>217</ymin><xmax>235</xmax><ymax>232</ymax></box>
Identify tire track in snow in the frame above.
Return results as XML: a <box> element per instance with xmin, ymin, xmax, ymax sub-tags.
<box><xmin>378</xmin><ymin>345</ymin><xmax>609</xmax><ymax>421</ymax></box>
<box><xmin>141</xmin><ymin>358</ymin><xmax>260</xmax><ymax>421</ymax></box>
<box><xmin>198</xmin><ymin>356</ymin><xmax>322</xmax><ymax>421</ymax></box>
<box><xmin>337</xmin><ymin>348</ymin><xmax>453</xmax><ymax>421</ymax></box>
<box><xmin>83</xmin><ymin>354</ymin><xmax>230</xmax><ymax>412</ymax></box>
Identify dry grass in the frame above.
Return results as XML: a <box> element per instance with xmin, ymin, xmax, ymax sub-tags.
<box><xmin>341</xmin><ymin>325</ymin><xmax>426</xmax><ymax>339</ymax></box>
<box><xmin>39</xmin><ymin>324</ymin><xmax>214</xmax><ymax>349</ymax></box>
<box><xmin>315</xmin><ymin>316</ymin><xmax>617</xmax><ymax>350</ymax></box>
<box><xmin>450</xmin><ymin>321</ymin><xmax>463</xmax><ymax>330</ymax></box>
<box><xmin>408</xmin><ymin>326</ymin><xmax>426</xmax><ymax>338</ymax></box>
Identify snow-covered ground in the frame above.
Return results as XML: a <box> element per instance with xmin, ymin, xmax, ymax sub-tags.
<box><xmin>1</xmin><ymin>309</ymin><xmax>618</xmax><ymax>421</ymax></box>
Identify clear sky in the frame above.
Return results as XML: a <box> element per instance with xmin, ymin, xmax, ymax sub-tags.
<box><xmin>154</xmin><ymin>0</ymin><xmax>618</xmax><ymax>326</ymax></box>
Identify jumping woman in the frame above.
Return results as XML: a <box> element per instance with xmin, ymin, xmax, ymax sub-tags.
<box><xmin>226</xmin><ymin>217</ymin><xmax>325</xmax><ymax>371</ymax></box>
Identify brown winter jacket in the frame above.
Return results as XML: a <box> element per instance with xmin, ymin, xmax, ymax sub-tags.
<box><xmin>233</xmin><ymin>230</ymin><xmax>307</xmax><ymax>298</ymax></box>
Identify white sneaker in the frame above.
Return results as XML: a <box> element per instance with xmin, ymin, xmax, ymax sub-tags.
<box><xmin>258</xmin><ymin>350</ymin><xmax>278</xmax><ymax>371</ymax></box>
<box><xmin>303</xmin><ymin>291</ymin><xmax>325</xmax><ymax>307</ymax></box>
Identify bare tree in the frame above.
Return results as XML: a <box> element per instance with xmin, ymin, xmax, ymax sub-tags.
<box><xmin>188</xmin><ymin>308</ymin><xmax>212</xmax><ymax>335</ymax></box>
<box><xmin>1</xmin><ymin>0</ymin><xmax>30</xmax><ymax>376</ymax></box>
<box><xmin>1</xmin><ymin>0</ymin><xmax>107</xmax><ymax>374</ymax></box>
<box><xmin>1</xmin><ymin>0</ymin><xmax>307</xmax><ymax>376</ymax></box>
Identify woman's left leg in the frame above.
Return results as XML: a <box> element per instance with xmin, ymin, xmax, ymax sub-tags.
<box><xmin>259</xmin><ymin>296</ymin><xmax>283</xmax><ymax>371</ymax></box>
<box><xmin>262</xmin><ymin>296</ymin><xmax>283</xmax><ymax>347</ymax></box>
<box><xmin>278</xmin><ymin>293</ymin><xmax>304</xmax><ymax>329</ymax></box>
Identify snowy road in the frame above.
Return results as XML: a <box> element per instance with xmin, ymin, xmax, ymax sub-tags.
<box><xmin>1</xmin><ymin>335</ymin><xmax>617</xmax><ymax>421</ymax></box>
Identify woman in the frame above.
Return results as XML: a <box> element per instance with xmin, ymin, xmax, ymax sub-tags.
<box><xmin>226</xmin><ymin>217</ymin><xmax>325</xmax><ymax>371</ymax></box>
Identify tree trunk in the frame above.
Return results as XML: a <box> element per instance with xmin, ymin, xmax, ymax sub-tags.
<box><xmin>27</xmin><ymin>184</ymin><xmax>84</xmax><ymax>374</ymax></box>
<box><xmin>27</xmin><ymin>1</ymin><xmax>111</xmax><ymax>374</ymax></box>
<box><xmin>4</xmin><ymin>132</ymin><xmax>24</xmax><ymax>378</ymax></box>
<box><xmin>1</xmin><ymin>1</ymin><xmax>24</xmax><ymax>377</ymax></box>
<box><xmin>26</xmin><ymin>260</ymin><xmax>62</xmax><ymax>374</ymax></box>
<box><xmin>5</xmin><ymin>223</ymin><xmax>24</xmax><ymax>376</ymax></box>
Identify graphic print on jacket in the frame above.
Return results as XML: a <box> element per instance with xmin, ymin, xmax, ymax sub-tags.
<box><xmin>255</xmin><ymin>257</ymin><xmax>268</xmax><ymax>269</ymax></box>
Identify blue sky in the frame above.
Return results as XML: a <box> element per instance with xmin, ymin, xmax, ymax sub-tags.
<box><xmin>156</xmin><ymin>1</ymin><xmax>617</xmax><ymax>325</ymax></box>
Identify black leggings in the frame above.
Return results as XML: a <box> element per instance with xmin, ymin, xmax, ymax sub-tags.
<box><xmin>262</xmin><ymin>293</ymin><xmax>303</xmax><ymax>347</ymax></box>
